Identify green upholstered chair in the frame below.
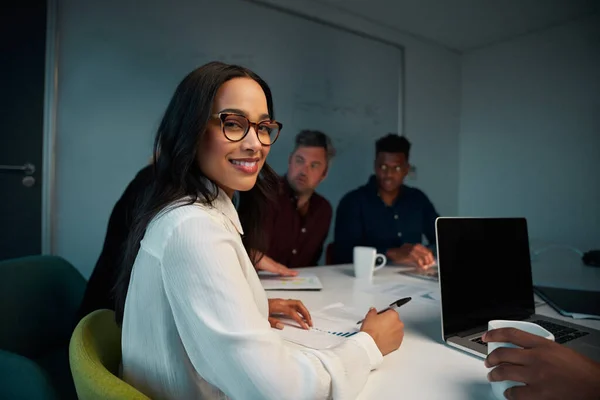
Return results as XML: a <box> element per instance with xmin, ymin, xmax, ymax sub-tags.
<box><xmin>0</xmin><ymin>349</ymin><xmax>57</xmax><ymax>400</ymax></box>
<box><xmin>69</xmin><ymin>309</ymin><xmax>151</xmax><ymax>400</ymax></box>
<box><xmin>0</xmin><ymin>255</ymin><xmax>86</xmax><ymax>399</ymax></box>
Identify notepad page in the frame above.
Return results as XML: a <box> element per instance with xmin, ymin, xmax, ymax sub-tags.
<box><xmin>276</xmin><ymin>303</ymin><xmax>364</xmax><ymax>349</ymax></box>
<box><xmin>278</xmin><ymin>323</ymin><xmax>347</xmax><ymax>350</ymax></box>
<box><xmin>259</xmin><ymin>274</ymin><xmax>323</xmax><ymax>290</ymax></box>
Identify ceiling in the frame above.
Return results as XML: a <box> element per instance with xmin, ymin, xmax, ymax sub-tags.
<box><xmin>312</xmin><ymin>0</ymin><xmax>600</xmax><ymax>52</ymax></box>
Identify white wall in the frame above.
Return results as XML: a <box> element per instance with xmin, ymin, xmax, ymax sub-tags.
<box><xmin>459</xmin><ymin>14</ymin><xmax>600</xmax><ymax>251</ymax></box>
<box><xmin>255</xmin><ymin>0</ymin><xmax>462</xmax><ymax>217</ymax></box>
<box><xmin>52</xmin><ymin>0</ymin><xmax>461</xmax><ymax>277</ymax></box>
<box><xmin>403</xmin><ymin>44</ymin><xmax>460</xmax><ymax>218</ymax></box>
<box><xmin>53</xmin><ymin>0</ymin><xmax>402</xmax><ymax>277</ymax></box>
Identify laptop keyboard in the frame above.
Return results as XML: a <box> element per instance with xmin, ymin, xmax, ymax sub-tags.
<box><xmin>470</xmin><ymin>320</ymin><xmax>589</xmax><ymax>346</ymax></box>
<box><xmin>532</xmin><ymin>320</ymin><xmax>589</xmax><ymax>344</ymax></box>
<box><xmin>472</xmin><ymin>337</ymin><xmax>486</xmax><ymax>346</ymax></box>
<box><xmin>405</xmin><ymin>269</ymin><xmax>439</xmax><ymax>281</ymax></box>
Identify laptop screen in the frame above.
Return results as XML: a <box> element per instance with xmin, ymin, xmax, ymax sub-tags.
<box><xmin>436</xmin><ymin>218</ymin><xmax>535</xmax><ymax>339</ymax></box>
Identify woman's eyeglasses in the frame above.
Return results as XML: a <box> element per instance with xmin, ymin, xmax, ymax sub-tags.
<box><xmin>212</xmin><ymin>113</ymin><xmax>282</xmax><ymax>146</ymax></box>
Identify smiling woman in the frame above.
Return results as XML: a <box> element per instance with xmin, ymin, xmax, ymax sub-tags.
<box><xmin>195</xmin><ymin>77</ymin><xmax>278</xmax><ymax>197</ymax></box>
<box><xmin>113</xmin><ymin>63</ymin><xmax>280</xmax><ymax>314</ymax></box>
<box><xmin>113</xmin><ymin>61</ymin><xmax>404</xmax><ymax>400</ymax></box>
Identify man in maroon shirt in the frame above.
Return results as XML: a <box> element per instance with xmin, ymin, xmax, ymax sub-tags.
<box><xmin>259</xmin><ymin>130</ymin><xmax>335</xmax><ymax>269</ymax></box>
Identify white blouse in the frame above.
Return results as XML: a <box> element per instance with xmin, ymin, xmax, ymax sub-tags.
<box><xmin>121</xmin><ymin>187</ymin><xmax>382</xmax><ymax>400</ymax></box>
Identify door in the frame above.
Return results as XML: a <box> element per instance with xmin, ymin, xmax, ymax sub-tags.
<box><xmin>0</xmin><ymin>1</ymin><xmax>47</xmax><ymax>261</ymax></box>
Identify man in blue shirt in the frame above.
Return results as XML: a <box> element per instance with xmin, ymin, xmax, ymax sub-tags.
<box><xmin>333</xmin><ymin>134</ymin><xmax>438</xmax><ymax>267</ymax></box>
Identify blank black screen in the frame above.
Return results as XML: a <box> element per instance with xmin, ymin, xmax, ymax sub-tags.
<box><xmin>437</xmin><ymin>218</ymin><xmax>535</xmax><ymax>338</ymax></box>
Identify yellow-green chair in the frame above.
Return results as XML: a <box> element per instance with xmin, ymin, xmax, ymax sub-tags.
<box><xmin>69</xmin><ymin>309</ymin><xmax>150</xmax><ymax>400</ymax></box>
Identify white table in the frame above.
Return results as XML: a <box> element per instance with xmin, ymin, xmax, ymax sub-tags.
<box><xmin>266</xmin><ymin>260</ymin><xmax>600</xmax><ymax>400</ymax></box>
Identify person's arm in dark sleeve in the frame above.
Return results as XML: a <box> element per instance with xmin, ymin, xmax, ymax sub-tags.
<box><xmin>421</xmin><ymin>192</ymin><xmax>439</xmax><ymax>250</ymax></box>
<box><xmin>260</xmin><ymin>187</ymin><xmax>281</xmax><ymax>262</ymax></box>
<box><xmin>77</xmin><ymin>165</ymin><xmax>154</xmax><ymax>321</ymax></box>
<box><xmin>310</xmin><ymin>201</ymin><xmax>333</xmax><ymax>266</ymax></box>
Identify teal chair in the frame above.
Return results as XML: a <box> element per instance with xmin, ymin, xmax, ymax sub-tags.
<box><xmin>0</xmin><ymin>255</ymin><xmax>86</xmax><ymax>399</ymax></box>
<box><xmin>0</xmin><ymin>349</ymin><xmax>57</xmax><ymax>400</ymax></box>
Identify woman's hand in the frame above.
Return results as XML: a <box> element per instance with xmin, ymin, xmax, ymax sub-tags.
<box><xmin>256</xmin><ymin>255</ymin><xmax>298</xmax><ymax>276</ymax></box>
<box><xmin>268</xmin><ymin>298</ymin><xmax>313</xmax><ymax>330</ymax></box>
<box><xmin>359</xmin><ymin>307</ymin><xmax>405</xmax><ymax>356</ymax></box>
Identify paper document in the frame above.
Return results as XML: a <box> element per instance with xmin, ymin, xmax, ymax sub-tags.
<box><xmin>260</xmin><ymin>273</ymin><xmax>323</xmax><ymax>290</ymax></box>
<box><xmin>365</xmin><ymin>282</ymin><xmax>441</xmax><ymax>305</ymax></box>
<box><xmin>364</xmin><ymin>282</ymin><xmax>429</xmax><ymax>298</ymax></box>
<box><xmin>278</xmin><ymin>326</ymin><xmax>346</xmax><ymax>349</ymax></box>
<box><xmin>316</xmin><ymin>302</ymin><xmax>366</xmax><ymax>321</ymax></box>
<box><xmin>277</xmin><ymin>303</ymin><xmax>364</xmax><ymax>349</ymax></box>
<box><xmin>419</xmin><ymin>290</ymin><xmax>440</xmax><ymax>302</ymax></box>
<box><xmin>534</xmin><ymin>286</ymin><xmax>600</xmax><ymax>320</ymax></box>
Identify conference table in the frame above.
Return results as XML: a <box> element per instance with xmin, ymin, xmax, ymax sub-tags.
<box><xmin>266</xmin><ymin>251</ymin><xmax>600</xmax><ymax>400</ymax></box>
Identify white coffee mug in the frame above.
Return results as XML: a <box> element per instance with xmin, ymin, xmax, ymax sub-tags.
<box><xmin>353</xmin><ymin>246</ymin><xmax>387</xmax><ymax>281</ymax></box>
<box><xmin>487</xmin><ymin>320</ymin><xmax>555</xmax><ymax>400</ymax></box>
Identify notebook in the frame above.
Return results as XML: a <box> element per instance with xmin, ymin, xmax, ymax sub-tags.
<box><xmin>534</xmin><ymin>286</ymin><xmax>600</xmax><ymax>320</ymax></box>
<box><xmin>259</xmin><ymin>274</ymin><xmax>323</xmax><ymax>291</ymax></box>
<box><xmin>276</xmin><ymin>303</ymin><xmax>362</xmax><ymax>349</ymax></box>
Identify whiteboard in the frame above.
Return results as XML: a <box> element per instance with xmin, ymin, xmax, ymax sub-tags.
<box><xmin>55</xmin><ymin>0</ymin><xmax>403</xmax><ymax>274</ymax></box>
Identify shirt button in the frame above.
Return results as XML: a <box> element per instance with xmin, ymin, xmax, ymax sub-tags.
<box><xmin>292</xmin><ymin>249</ymin><xmax>297</xmax><ymax>254</ymax></box>
<box><xmin>301</xmin><ymin>228</ymin><xmax>306</xmax><ymax>233</ymax></box>
<box><xmin>397</xmin><ymin>232</ymin><xmax>402</xmax><ymax>237</ymax></box>
<box><xmin>394</xmin><ymin>215</ymin><xmax>398</xmax><ymax>219</ymax></box>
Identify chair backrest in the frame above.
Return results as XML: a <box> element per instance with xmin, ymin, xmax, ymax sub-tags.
<box><xmin>325</xmin><ymin>242</ymin><xmax>334</xmax><ymax>265</ymax></box>
<box><xmin>0</xmin><ymin>349</ymin><xmax>58</xmax><ymax>400</ymax></box>
<box><xmin>69</xmin><ymin>309</ymin><xmax>150</xmax><ymax>400</ymax></box>
<box><xmin>0</xmin><ymin>255</ymin><xmax>86</xmax><ymax>358</ymax></box>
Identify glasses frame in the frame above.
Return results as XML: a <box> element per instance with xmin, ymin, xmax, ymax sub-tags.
<box><xmin>212</xmin><ymin>112</ymin><xmax>282</xmax><ymax>146</ymax></box>
<box><xmin>377</xmin><ymin>164</ymin><xmax>407</xmax><ymax>173</ymax></box>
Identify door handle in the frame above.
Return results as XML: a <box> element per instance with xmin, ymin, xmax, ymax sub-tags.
<box><xmin>0</xmin><ymin>163</ymin><xmax>36</xmax><ymax>175</ymax></box>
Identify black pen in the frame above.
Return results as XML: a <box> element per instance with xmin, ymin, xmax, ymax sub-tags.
<box><xmin>356</xmin><ymin>297</ymin><xmax>412</xmax><ymax>324</ymax></box>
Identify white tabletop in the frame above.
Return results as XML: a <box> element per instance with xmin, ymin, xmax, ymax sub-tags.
<box><xmin>266</xmin><ymin>260</ymin><xmax>600</xmax><ymax>400</ymax></box>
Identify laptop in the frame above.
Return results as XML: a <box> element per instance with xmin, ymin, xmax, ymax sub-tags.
<box><xmin>400</xmin><ymin>264</ymin><xmax>439</xmax><ymax>281</ymax></box>
<box><xmin>396</xmin><ymin>248</ymin><xmax>439</xmax><ymax>281</ymax></box>
<box><xmin>435</xmin><ymin>217</ymin><xmax>600</xmax><ymax>362</ymax></box>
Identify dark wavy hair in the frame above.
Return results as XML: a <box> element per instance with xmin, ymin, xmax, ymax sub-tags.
<box><xmin>114</xmin><ymin>61</ymin><xmax>279</xmax><ymax>324</ymax></box>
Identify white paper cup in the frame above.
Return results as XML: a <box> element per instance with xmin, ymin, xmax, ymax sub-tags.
<box><xmin>487</xmin><ymin>320</ymin><xmax>554</xmax><ymax>400</ymax></box>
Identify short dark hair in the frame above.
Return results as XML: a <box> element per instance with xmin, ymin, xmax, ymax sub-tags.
<box><xmin>293</xmin><ymin>130</ymin><xmax>336</xmax><ymax>161</ymax></box>
<box><xmin>375</xmin><ymin>134</ymin><xmax>411</xmax><ymax>160</ymax></box>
